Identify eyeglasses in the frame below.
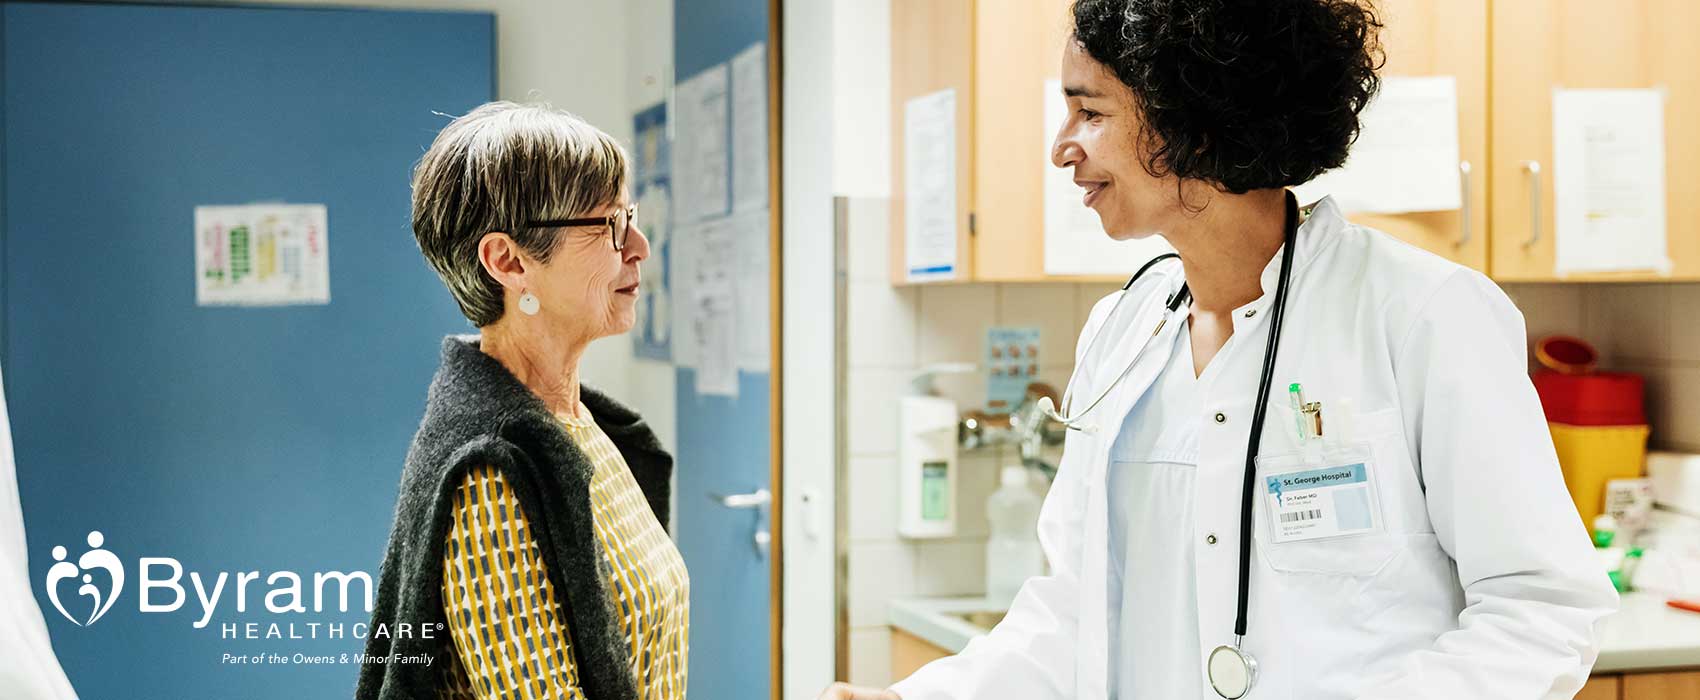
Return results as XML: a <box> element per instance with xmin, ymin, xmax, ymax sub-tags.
<box><xmin>528</xmin><ymin>202</ymin><xmax>638</xmax><ymax>251</ymax></box>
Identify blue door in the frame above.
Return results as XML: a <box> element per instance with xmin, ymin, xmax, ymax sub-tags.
<box><xmin>671</xmin><ymin>1</ymin><xmax>776</xmax><ymax>699</ymax></box>
<box><xmin>2</xmin><ymin>3</ymin><xmax>492</xmax><ymax>697</ymax></box>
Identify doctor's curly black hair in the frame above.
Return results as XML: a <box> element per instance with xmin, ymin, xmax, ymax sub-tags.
<box><xmin>1071</xmin><ymin>0</ymin><xmax>1384</xmax><ymax>194</ymax></box>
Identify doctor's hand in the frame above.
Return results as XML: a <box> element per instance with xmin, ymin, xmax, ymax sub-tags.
<box><xmin>816</xmin><ymin>682</ymin><xmax>900</xmax><ymax>700</ymax></box>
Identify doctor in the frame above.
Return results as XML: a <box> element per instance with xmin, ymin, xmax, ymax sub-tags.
<box><xmin>820</xmin><ymin>0</ymin><xmax>1617</xmax><ymax>698</ymax></box>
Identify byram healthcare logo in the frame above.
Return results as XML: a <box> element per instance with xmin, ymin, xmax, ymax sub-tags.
<box><xmin>40</xmin><ymin>529</ymin><xmax>422</xmax><ymax>641</ymax></box>
<box><xmin>45</xmin><ymin>530</ymin><xmax>123</xmax><ymax>626</ymax></box>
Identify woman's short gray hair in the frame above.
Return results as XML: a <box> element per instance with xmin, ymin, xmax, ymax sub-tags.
<box><xmin>411</xmin><ymin>101</ymin><xmax>628</xmax><ymax>326</ymax></box>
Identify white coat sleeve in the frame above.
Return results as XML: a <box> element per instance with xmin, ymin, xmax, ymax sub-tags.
<box><xmin>886</xmin><ymin>295</ymin><xmax>1121</xmax><ymax>700</ymax></box>
<box><xmin>1357</xmin><ymin>269</ymin><xmax>1618</xmax><ymax>700</ymax></box>
<box><xmin>0</xmin><ymin>364</ymin><xmax>82</xmax><ymax>699</ymax></box>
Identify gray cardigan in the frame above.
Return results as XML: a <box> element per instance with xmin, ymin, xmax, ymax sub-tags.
<box><xmin>355</xmin><ymin>335</ymin><xmax>672</xmax><ymax>700</ymax></box>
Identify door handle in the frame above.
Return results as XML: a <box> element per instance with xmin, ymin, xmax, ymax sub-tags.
<box><xmin>1455</xmin><ymin>160</ymin><xmax>1472</xmax><ymax>249</ymax></box>
<box><xmin>712</xmin><ymin>488</ymin><xmax>771</xmax><ymax>509</ymax></box>
<box><xmin>709</xmin><ymin>488</ymin><xmax>772</xmax><ymax>558</ymax></box>
<box><xmin>1521</xmin><ymin>160</ymin><xmax>1543</xmax><ymax>250</ymax></box>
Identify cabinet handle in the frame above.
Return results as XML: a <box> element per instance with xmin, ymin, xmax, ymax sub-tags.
<box><xmin>1521</xmin><ymin>160</ymin><xmax>1543</xmax><ymax>250</ymax></box>
<box><xmin>1456</xmin><ymin>161</ymin><xmax>1472</xmax><ymax>249</ymax></box>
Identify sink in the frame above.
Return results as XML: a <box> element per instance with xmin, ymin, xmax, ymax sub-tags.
<box><xmin>947</xmin><ymin>610</ymin><xmax>1007</xmax><ymax>630</ymax></box>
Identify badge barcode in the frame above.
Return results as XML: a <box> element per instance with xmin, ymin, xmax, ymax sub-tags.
<box><xmin>1280</xmin><ymin>509</ymin><xmax>1322</xmax><ymax>523</ymax></box>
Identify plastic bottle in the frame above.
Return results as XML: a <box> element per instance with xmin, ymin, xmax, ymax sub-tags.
<box><xmin>985</xmin><ymin>466</ymin><xmax>1045</xmax><ymax>607</ymax></box>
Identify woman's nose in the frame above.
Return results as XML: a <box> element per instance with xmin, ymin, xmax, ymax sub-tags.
<box><xmin>1052</xmin><ymin>136</ymin><xmax>1082</xmax><ymax>169</ymax></box>
<box><xmin>624</xmin><ymin>225</ymin><xmax>651</xmax><ymax>263</ymax></box>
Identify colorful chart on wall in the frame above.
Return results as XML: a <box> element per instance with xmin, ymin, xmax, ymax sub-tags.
<box><xmin>194</xmin><ymin>203</ymin><xmax>330</xmax><ymax>306</ymax></box>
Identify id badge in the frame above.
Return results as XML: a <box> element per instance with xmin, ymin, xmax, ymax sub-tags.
<box><xmin>1256</xmin><ymin>442</ymin><xmax>1383</xmax><ymax>544</ymax></box>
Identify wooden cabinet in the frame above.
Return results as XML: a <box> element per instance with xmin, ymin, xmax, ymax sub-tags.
<box><xmin>889</xmin><ymin>0</ymin><xmax>977</xmax><ymax>284</ymax></box>
<box><xmin>1340</xmin><ymin>0</ymin><xmax>1490</xmax><ymax>273</ymax></box>
<box><xmin>1489</xmin><ymin>0</ymin><xmax>1700</xmax><ymax>281</ymax></box>
<box><xmin>893</xmin><ymin>0</ymin><xmax>1699</xmax><ymax>284</ymax></box>
<box><xmin>1623</xmin><ymin>671</ymin><xmax>1700</xmax><ymax>699</ymax></box>
<box><xmin>1583</xmin><ymin>671</ymin><xmax>1700</xmax><ymax>699</ymax></box>
<box><xmin>1579</xmin><ymin>674</ymin><xmax>1622</xmax><ymax>700</ymax></box>
<box><xmin>890</xmin><ymin>0</ymin><xmax>1126</xmax><ymax>284</ymax></box>
<box><xmin>889</xmin><ymin>628</ymin><xmax>952</xmax><ymax>680</ymax></box>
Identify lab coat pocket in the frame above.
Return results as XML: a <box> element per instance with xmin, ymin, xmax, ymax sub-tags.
<box><xmin>1253</xmin><ymin>424</ymin><xmax>1401</xmax><ymax>577</ymax></box>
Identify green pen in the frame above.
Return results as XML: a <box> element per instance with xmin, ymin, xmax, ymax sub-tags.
<box><xmin>1288</xmin><ymin>382</ymin><xmax>1308</xmax><ymax>440</ymax></box>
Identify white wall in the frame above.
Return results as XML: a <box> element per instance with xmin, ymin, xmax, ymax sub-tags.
<box><xmin>621</xmin><ymin>0</ymin><xmax>679</xmax><ymax>458</ymax></box>
<box><xmin>783</xmin><ymin>0</ymin><xmax>843</xmax><ymax>696</ymax></box>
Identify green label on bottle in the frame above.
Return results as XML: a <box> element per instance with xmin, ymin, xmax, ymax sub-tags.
<box><xmin>921</xmin><ymin>461</ymin><xmax>949</xmax><ymax>521</ymax></box>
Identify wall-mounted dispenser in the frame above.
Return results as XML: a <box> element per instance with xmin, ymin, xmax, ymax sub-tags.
<box><xmin>898</xmin><ymin>363</ymin><xmax>974</xmax><ymax>539</ymax></box>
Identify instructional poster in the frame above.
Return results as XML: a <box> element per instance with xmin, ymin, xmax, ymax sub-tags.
<box><xmin>1552</xmin><ymin>88</ymin><xmax>1671</xmax><ymax>275</ymax></box>
<box><xmin>674</xmin><ymin>63</ymin><xmax>731</xmax><ymax>224</ymax></box>
<box><xmin>904</xmin><ymin>88</ymin><xmax>958</xmax><ymax>281</ymax></box>
<box><xmin>194</xmin><ymin>204</ymin><xmax>329</xmax><ymax>306</ymax></box>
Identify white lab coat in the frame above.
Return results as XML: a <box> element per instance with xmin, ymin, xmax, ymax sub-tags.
<box><xmin>889</xmin><ymin>197</ymin><xmax>1618</xmax><ymax>700</ymax></box>
<box><xmin>0</xmin><ymin>364</ymin><xmax>80</xmax><ymax>699</ymax></box>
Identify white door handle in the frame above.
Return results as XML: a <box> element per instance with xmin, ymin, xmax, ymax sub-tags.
<box><xmin>709</xmin><ymin>488</ymin><xmax>772</xmax><ymax>558</ymax></box>
<box><xmin>712</xmin><ymin>488</ymin><xmax>771</xmax><ymax>509</ymax></box>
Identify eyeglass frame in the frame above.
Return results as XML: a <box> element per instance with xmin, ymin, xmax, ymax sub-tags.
<box><xmin>526</xmin><ymin>202</ymin><xmax>638</xmax><ymax>251</ymax></box>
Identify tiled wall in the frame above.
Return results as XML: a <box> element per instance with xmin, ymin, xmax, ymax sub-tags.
<box><xmin>841</xmin><ymin>196</ymin><xmax>1700</xmax><ymax>686</ymax></box>
<box><xmin>1502</xmin><ymin>283</ymin><xmax>1700</xmax><ymax>452</ymax></box>
<box><xmin>842</xmin><ymin>197</ymin><xmax>1123</xmax><ymax>686</ymax></box>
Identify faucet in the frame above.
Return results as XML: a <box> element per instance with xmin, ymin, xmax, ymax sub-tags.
<box><xmin>959</xmin><ymin>382</ymin><xmax>1067</xmax><ymax>480</ymax></box>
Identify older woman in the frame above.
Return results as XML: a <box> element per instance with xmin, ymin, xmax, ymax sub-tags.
<box><xmin>357</xmin><ymin>102</ymin><xmax>685</xmax><ymax>700</ymax></box>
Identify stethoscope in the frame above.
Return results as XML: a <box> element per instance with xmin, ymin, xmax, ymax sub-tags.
<box><xmin>1036</xmin><ymin>193</ymin><xmax>1302</xmax><ymax>699</ymax></box>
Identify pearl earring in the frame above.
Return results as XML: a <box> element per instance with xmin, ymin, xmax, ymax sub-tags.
<box><xmin>518</xmin><ymin>291</ymin><xmax>540</xmax><ymax>316</ymax></box>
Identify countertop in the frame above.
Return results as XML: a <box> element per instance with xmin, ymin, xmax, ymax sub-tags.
<box><xmin>890</xmin><ymin>591</ymin><xmax>1700</xmax><ymax>674</ymax></box>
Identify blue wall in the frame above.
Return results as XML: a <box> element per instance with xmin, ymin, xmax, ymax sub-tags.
<box><xmin>3</xmin><ymin>3</ymin><xmax>493</xmax><ymax>697</ymax></box>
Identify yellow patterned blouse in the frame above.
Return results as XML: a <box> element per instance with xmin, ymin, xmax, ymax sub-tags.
<box><xmin>437</xmin><ymin>406</ymin><xmax>690</xmax><ymax>699</ymax></box>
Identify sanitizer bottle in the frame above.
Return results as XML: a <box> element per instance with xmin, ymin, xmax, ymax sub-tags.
<box><xmin>985</xmin><ymin>465</ymin><xmax>1044</xmax><ymax>606</ymax></box>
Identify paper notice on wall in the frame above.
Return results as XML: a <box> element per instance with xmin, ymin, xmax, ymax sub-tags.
<box><xmin>1552</xmin><ymin>88</ymin><xmax>1671</xmax><ymax>275</ymax></box>
<box><xmin>904</xmin><ymin>88</ymin><xmax>958</xmax><ymax>282</ymax></box>
<box><xmin>734</xmin><ymin>208</ymin><xmax>771</xmax><ymax>372</ymax></box>
<box><xmin>1042</xmin><ymin>79</ymin><xmax>1176</xmax><ymax>276</ymax></box>
<box><xmin>730</xmin><ymin>42</ymin><xmax>769</xmax><ymax>213</ymax></box>
<box><xmin>1292</xmin><ymin>75</ymin><xmax>1462</xmax><ymax>214</ymax></box>
<box><xmin>674</xmin><ymin>63</ymin><xmax>731</xmax><ymax>224</ymax></box>
<box><xmin>692</xmin><ymin>216</ymin><xmax>739</xmax><ymax>397</ymax></box>
<box><xmin>194</xmin><ymin>204</ymin><xmax>329</xmax><ymax>306</ymax></box>
<box><xmin>671</xmin><ymin>219</ymin><xmax>700</xmax><ymax>368</ymax></box>
<box><xmin>632</xmin><ymin>102</ymin><xmax>673</xmax><ymax>362</ymax></box>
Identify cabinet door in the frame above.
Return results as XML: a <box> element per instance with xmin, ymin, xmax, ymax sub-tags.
<box><xmin>969</xmin><ymin>0</ymin><xmax>1148</xmax><ymax>283</ymax></box>
<box><xmin>889</xmin><ymin>628</ymin><xmax>953</xmax><ymax>680</ymax></box>
<box><xmin>1624</xmin><ymin>671</ymin><xmax>1700</xmax><ymax>699</ymax></box>
<box><xmin>1578</xmin><ymin>674</ymin><xmax>1621</xmax><ymax>700</ymax></box>
<box><xmin>891</xmin><ymin>0</ymin><xmax>976</xmax><ymax>284</ymax></box>
<box><xmin>1490</xmin><ymin>0</ymin><xmax>1700</xmax><ymax>281</ymax></box>
<box><xmin>1343</xmin><ymin>0</ymin><xmax>1489</xmax><ymax>273</ymax></box>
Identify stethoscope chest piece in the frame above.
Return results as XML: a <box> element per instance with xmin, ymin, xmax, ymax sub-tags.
<box><xmin>1207</xmin><ymin>643</ymin><xmax>1258</xmax><ymax>699</ymax></box>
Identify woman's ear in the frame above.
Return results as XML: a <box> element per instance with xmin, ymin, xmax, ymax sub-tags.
<box><xmin>476</xmin><ymin>231</ymin><xmax>529</xmax><ymax>293</ymax></box>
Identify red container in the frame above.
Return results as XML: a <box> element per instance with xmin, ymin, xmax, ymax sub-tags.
<box><xmin>1532</xmin><ymin>370</ymin><xmax>1646</xmax><ymax>426</ymax></box>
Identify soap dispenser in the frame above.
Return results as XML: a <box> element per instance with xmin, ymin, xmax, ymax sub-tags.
<box><xmin>897</xmin><ymin>364</ymin><xmax>972</xmax><ymax>539</ymax></box>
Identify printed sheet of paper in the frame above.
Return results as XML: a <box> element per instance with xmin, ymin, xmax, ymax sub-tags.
<box><xmin>1292</xmin><ymin>75</ymin><xmax>1463</xmax><ymax>214</ymax></box>
<box><xmin>903</xmin><ymin>88</ymin><xmax>958</xmax><ymax>281</ymax></box>
<box><xmin>194</xmin><ymin>203</ymin><xmax>329</xmax><ymax>306</ymax></box>
<box><xmin>1042</xmin><ymin>79</ymin><xmax>1176</xmax><ymax>275</ymax></box>
<box><xmin>670</xmin><ymin>219</ymin><xmax>700</xmax><ymax>368</ymax></box>
<box><xmin>1552</xmin><ymin>88</ymin><xmax>1670</xmax><ymax>275</ymax></box>
<box><xmin>730</xmin><ymin>42</ymin><xmax>770</xmax><ymax>213</ymax></box>
<box><xmin>674</xmin><ymin>63</ymin><xmax>730</xmax><ymax>224</ymax></box>
<box><xmin>734</xmin><ymin>208</ymin><xmax>771</xmax><ymax>372</ymax></box>
<box><xmin>692</xmin><ymin>216</ymin><xmax>739</xmax><ymax>397</ymax></box>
